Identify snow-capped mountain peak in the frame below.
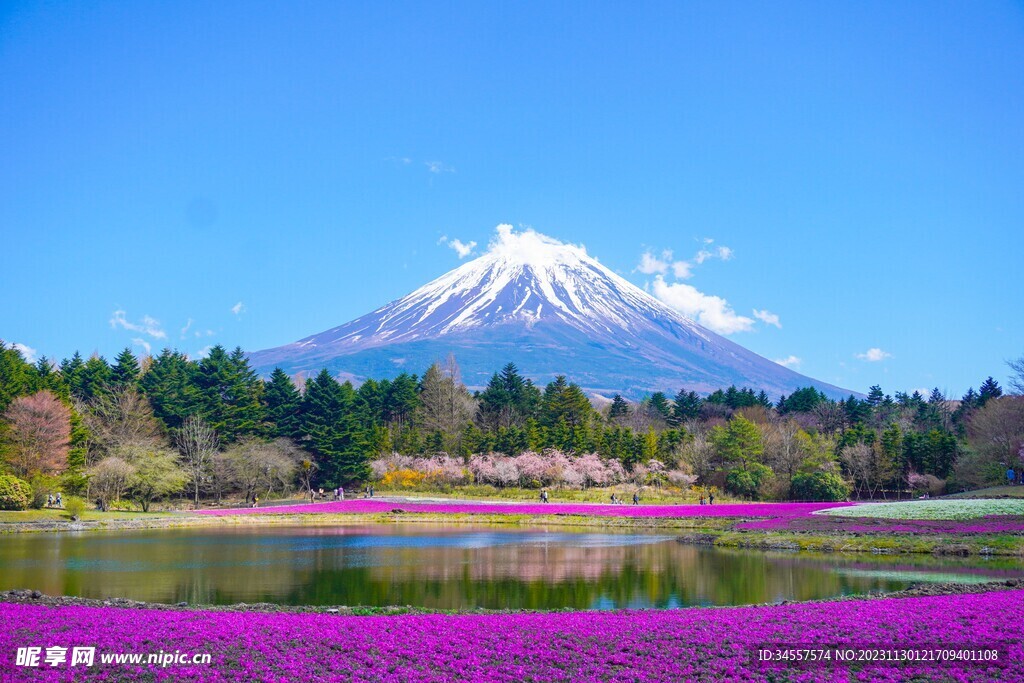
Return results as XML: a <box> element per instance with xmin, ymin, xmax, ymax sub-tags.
<box><xmin>249</xmin><ymin>225</ymin><xmax>850</xmax><ymax>399</ymax></box>
<box><xmin>309</xmin><ymin>225</ymin><xmax>705</xmax><ymax>346</ymax></box>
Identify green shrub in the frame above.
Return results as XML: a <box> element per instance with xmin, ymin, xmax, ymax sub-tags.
<box><xmin>725</xmin><ymin>463</ymin><xmax>774</xmax><ymax>500</ymax></box>
<box><xmin>0</xmin><ymin>475</ymin><xmax>33</xmax><ymax>510</ymax></box>
<box><xmin>64</xmin><ymin>497</ymin><xmax>86</xmax><ymax>521</ymax></box>
<box><xmin>27</xmin><ymin>474</ymin><xmax>59</xmax><ymax>509</ymax></box>
<box><xmin>791</xmin><ymin>471</ymin><xmax>850</xmax><ymax>502</ymax></box>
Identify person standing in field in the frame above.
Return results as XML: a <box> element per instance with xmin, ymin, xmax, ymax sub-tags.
<box><xmin>632</xmin><ymin>492</ymin><xmax>639</xmax><ymax>506</ymax></box>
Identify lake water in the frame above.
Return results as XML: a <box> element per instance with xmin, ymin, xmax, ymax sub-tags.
<box><xmin>1</xmin><ymin>524</ymin><xmax>1021</xmax><ymax>610</ymax></box>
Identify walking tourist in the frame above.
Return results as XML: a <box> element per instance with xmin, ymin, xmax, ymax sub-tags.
<box><xmin>252</xmin><ymin>494</ymin><xmax>259</xmax><ymax>508</ymax></box>
<box><xmin>632</xmin><ymin>492</ymin><xmax>639</xmax><ymax>506</ymax></box>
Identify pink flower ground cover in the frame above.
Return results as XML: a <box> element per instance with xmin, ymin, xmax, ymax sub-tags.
<box><xmin>197</xmin><ymin>499</ymin><xmax>850</xmax><ymax>521</ymax></box>
<box><xmin>2</xmin><ymin>591</ymin><xmax>1022</xmax><ymax>681</ymax></box>
<box><xmin>736</xmin><ymin>514</ymin><xmax>1024</xmax><ymax>534</ymax></box>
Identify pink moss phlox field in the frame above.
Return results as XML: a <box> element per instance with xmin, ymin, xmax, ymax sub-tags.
<box><xmin>736</xmin><ymin>514</ymin><xmax>1024</xmax><ymax>534</ymax></box>
<box><xmin>3</xmin><ymin>591</ymin><xmax>1022</xmax><ymax>681</ymax></box>
<box><xmin>197</xmin><ymin>499</ymin><xmax>850</xmax><ymax>521</ymax></box>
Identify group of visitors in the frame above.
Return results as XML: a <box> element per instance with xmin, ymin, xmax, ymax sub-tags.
<box><xmin>608</xmin><ymin>492</ymin><xmax>641</xmax><ymax>505</ymax></box>
<box><xmin>45</xmin><ymin>493</ymin><xmax>63</xmax><ymax>508</ymax></box>
<box><xmin>306</xmin><ymin>487</ymin><xmax>349</xmax><ymax>502</ymax></box>
<box><xmin>1008</xmin><ymin>468</ymin><xmax>1023</xmax><ymax>486</ymax></box>
<box><xmin>698</xmin><ymin>493</ymin><xmax>715</xmax><ymax>505</ymax></box>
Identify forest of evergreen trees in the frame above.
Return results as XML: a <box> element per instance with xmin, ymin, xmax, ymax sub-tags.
<box><xmin>0</xmin><ymin>340</ymin><xmax>1022</xmax><ymax>510</ymax></box>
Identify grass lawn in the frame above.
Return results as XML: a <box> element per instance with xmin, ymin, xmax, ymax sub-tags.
<box><xmin>0</xmin><ymin>508</ymin><xmax>180</xmax><ymax>523</ymax></box>
<box><xmin>819</xmin><ymin>499</ymin><xmax>1024</xmax><ymax>520</ymax></box>
<box><xmin>947</xmin><ymin>485</ymin><xmax>1024</xmax><ymax>499</ymax></box>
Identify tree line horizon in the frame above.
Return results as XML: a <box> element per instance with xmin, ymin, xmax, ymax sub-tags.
<box><xmin>1</xmin><ymin>342</ymin><xmax>1022</xmax><ymax>510</ymax></box>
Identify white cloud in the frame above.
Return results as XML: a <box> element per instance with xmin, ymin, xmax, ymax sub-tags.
<box><xmin>110</xmin><ymin>310</ymin><xmax>167</xmax><ymax>339</ymax></box>
<box><xmin>449</xmin><ymin>239</ymin><xmax>476</xmax><ymax>258</ymax></box>
<box><xmin>196</xmin><ymin>345</ymin><xmax>213</xmax><ymax>359</ymax></box>
<box><xmin>637</xmin><ymin>249</ymin><xmax>693</xmax><ymax>279</ymax></box>
<box><xmin>180</xmin><ymin>318</ymin><xmax>193</xmax><ymax>338</ymax></box>
<box><xmin>439</xmin><ymin>236</ymin><xmax>477</xmax><ymax>259</ymax></box>
<box><xmin>11</xmin><ymin>342</ymin><xmax>37</xmax><ymax>362</ymax></box>
<box><xmin>694</xmin><ymin>249</ymin><xmax>713</xmax><ymax>265</ymax></box>
<box><xmin>425</xmin><ymin>160</ymin><xmax>455</xmax><ymax>174</ymax></box>
<box><xmin>671</xmin><ymin>261</ymin><xmax>693</xmax><ymax>279</ymax></box>
<box><xmin>231</xmin><ymin>302</ymin><xmax>245</xmax><ymax>316</ymax></box>
<box><xmin>651</xmin><ymin>276</ymin><xmax>754</xmax><ymax>334</ymax></box>
<box><xmin>637</xmin><ymin>250</ymin><xmax>669</xmax><ymax>275</ymax></box>
<box><xmin>752</xmin><ymin>309</ymin><xmax>782</xmax><ymax>328</ymax></box>
<box><xmin>856</xmin><ymin>347</ymin><xmax>893</xmax><ymax>362</ymax></box>
<box><xmin>132</xmin><ymin>338</ymin><xmax>152</xmax><ymax>355</ymax></box>
<box><xmin>717</xmin><ymin>246</ymin><xmax>733</xmax><ymax>260</ymax></box>
<box><xmin>773</xmin><ymin>355</ymin><xmax>802</xmax><ymax>368</ymax></box>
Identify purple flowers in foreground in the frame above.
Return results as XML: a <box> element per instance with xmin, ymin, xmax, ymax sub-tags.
<box><xmin>3</xmin><ymin>591</ymin><xmax>1022</xmax><ymax>681</ymax></box>
<box><xmin>198</xmin><ymin>499</ymin><xmax>849</xmax><ymax>520</ymax></box>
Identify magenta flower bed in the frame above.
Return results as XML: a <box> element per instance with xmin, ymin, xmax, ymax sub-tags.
<box><xmin>2</xmin><ymin>591</ymin><xmax>1022</xmax><ymax>681</ymax></box>
<box><xmin>198</xmin><ymin>499</ymin><xmax>850</xmax><ymax>521</ymax></box>
<box><xmin>736</xmin><ymin>514</ymin><xmax>1024</xmax><ymax>534</ymax></box>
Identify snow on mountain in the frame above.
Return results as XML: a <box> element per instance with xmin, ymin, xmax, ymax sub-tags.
<box><xmin>248</xmin><ymin>226</ymin><xmax>852</xmax><ymax>400</ymax></box>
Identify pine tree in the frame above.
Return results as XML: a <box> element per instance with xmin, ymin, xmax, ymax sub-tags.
<box><xmin>978</xmin><ymin>377</ymin><xmax>1003</xmax><ymax>406</ymax></box>
<box><xmin>671</xmin><ymin>389</ymin><xmax>702</xmax><ymax>424</ymax></box>
<box><xmin>478</xmin><ymin>362</ymin><xmax>540</xmax><ymax>430</ymax></box>
<box><xmin>608</xmin><ymin>394</ymin><xmax>630</xmax><ymax>420</ymax></box>
<box><xmin>648</xmin><ymin>392</ymin><xmax>671</xmax><ymax>420</ymax></box>
<box><xmin>541</xmin><ymin>376</ymin><xmax>592</xmax><ymax>430</ymax></box>
<box><xmin>0</xmin><ymin>342</ymin><xmax>37</xmax><ymax>411</ymax></box>
<box><xmin>140</xmin><ymin>349</ymin><xmax>200</xmax><ymax>431</ymax></box>
<box><xmin>78</xmin><ymin>355</ymin><xmax>112</xmax><ymax>402</ymax></box>
<box><xmin>195</xmin><ymin>346</ymin><xmax>264</xmax><ymax>443</ymax></box>
<box><xmin>110</xmin><ymin>347</ymin><xmax>141</xmax><ymax>388</ymax></box>
<box><xmin>301</xmin><ymin>370</ymin><xmax>369</xmax><ymax>485</ymax></box>
<box><xmin>59</xmin><ymin>352</ymin><xmax>86</xmax><ymax>397</ymax></box>
<box><xmin>263</xmin><ymin>368</ymin><xmax>303</xmax><ymax>439</ymax></box>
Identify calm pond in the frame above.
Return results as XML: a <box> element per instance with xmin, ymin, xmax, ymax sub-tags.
<box><xmin>2</xmin><ymin>524</ymin><xmax>1021</xmax><ymax>610</ymax></box>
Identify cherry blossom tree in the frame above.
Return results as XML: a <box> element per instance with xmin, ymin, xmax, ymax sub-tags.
<box><xmin>2</xmin><ymin>390</ymin><xmax>70</xmax><ymax>478</ymax></box>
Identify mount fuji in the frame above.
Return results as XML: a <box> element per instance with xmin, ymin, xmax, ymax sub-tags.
<box><xmin>248</xmin><ymin>226</ymin><xmax>851</xmax><ymax>400</ymax></box>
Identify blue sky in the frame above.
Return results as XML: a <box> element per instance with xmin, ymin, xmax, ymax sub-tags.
<box><xmin>2</xmin><ymin>1</ymin><xmax>1022</xmax><ymax>397</ymax></box>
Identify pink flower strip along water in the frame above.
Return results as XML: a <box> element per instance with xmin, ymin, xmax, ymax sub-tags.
<box><xmin>735</xmin><ymin>513</ymin><xmax>1024</xmax><ymax>534</ymax></box>
<box><xmin>196</xmin><ymin>499</ymin><xmax>851</xmax><ymax>520</ymax></box>
<box><xmin>2</xmin><ymin>591</ymin><xmax>1022</xmax><ymax>681</ymax></box>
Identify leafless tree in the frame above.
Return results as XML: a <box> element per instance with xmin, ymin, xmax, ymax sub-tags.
<box><xmin>839</xmin><ymin>443</ymin><xmax>878</xmax><ymax>499</ymax></box>
<box><xmin>88</xmin><ymin>456</ymin><xmax>135</xmax><ymax>511</ymax></box>
<box><xmin>418</xmin><ymin>356</ymin><xmax>475</xmax><ymax>454</ymax></box>
<box><xmin>175</xmin><ymin>415</ymin><xmax>218</xmax><ymax>508</ymax></box>
<box><xmin>297</xmin><ymin>457</ymin><xmax>318</xmax><ymax>499</ymax></box>
<box><xmin>1008</xmin><ymin>355</ymin><xmax>1024</xmax><ymax>395</ymax></box>
<box><xmin>82</xmin><ymin>386</ymin><xmax>163</xmax><ymax>457</ymax></box>
<box><xmin>959</xmin><ymin>396</ymin><xmax>1024</xmax><ymax>488</ymax></box>
<box><xmin>224</xmin><ymin>438</ymin><xmax>300</xmax><ymax>503</ymax></box>
<box><xmin>763</xmin><ymin>419</ymin><xmax>802</xmax><ymax>497</ymax></box>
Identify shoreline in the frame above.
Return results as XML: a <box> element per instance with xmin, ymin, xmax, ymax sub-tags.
<box><xmin>4</xmin><ymin>505</ymin><xmax>1024</xmax><ymax>557</ymax></box>
<box><xmin>3</xmin><ymin>579</ymin><xmax>1021</xmax><ymax>616</ymax></box>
